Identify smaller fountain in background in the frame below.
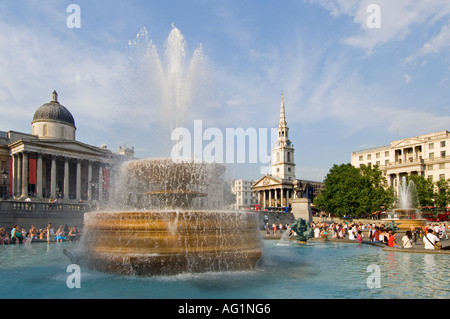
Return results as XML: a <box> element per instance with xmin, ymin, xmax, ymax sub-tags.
<box><xmin>382</xmin><ymin>176</ymin><xmax>426</xmax><ymax>230</ymax></box>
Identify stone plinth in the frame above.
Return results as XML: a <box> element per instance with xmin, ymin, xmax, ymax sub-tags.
<box><xmin>291</xmin><ymin>198</ymin><xmax>312</xmax><ymax>222</ymax></box>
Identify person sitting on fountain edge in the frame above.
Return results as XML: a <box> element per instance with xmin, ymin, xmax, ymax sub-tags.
<box><xmin>423</xmin><ymin>229</ymin><xmax>441</xmax><ymax>250</ymax></box>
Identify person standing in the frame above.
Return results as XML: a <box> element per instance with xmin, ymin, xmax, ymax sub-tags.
<box><xmin>46</xmin><ymin>222</ymin><xmax>55</xmax><ymax>242</ymax></box>
<box><xmin>439</xmin><ymin>223</ymin><xmax>448</xmax><ymax>239</ymax></box>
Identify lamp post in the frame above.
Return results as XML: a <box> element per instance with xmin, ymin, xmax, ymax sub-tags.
<box><xmin>1</xmin><ymin>169</ymin><xmax>8</xmax><ymax>200</ymax></box>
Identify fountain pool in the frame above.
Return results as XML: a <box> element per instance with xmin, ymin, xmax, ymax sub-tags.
<box><xmin>1</xmin><ymin>240</ymin><xmax>449</xmax><ymax>299</ymax></box>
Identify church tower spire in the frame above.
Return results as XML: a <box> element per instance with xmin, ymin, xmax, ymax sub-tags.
<box><xmin>271</xmin><ymin>93</ymin><xmax>296</xmax><ymax>180</ymax></box>
<box><xmin>279</xmin><ymin>92</ymin><xmax>287</xmax><ymax>128</ymax></box>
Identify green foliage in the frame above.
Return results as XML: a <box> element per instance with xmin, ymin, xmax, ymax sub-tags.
<box><xmin>406</xmin><ymin>175</ymin><xmax>435</xmax><ymax>207</ymax></box>
<box><xmin>313</xmin><ymin>164</ymin><xmax>394</xmax><ymax>218</ymax></box>
<box><xmin>434</xmin><ymin>179</ymin><xmax>450</xmax><ymax>209</ymax></box>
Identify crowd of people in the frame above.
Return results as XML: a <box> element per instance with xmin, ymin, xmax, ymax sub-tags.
<box><xmin>0</xmin><ymin>222</ymin><xmax>81</xmax><ymax>245</ymax></box>
<box><xmin>264</xmin><ymin>222</ymin><xmax>291</xmax><ymax>237</ymax></box>
<box><xmin>311</xmin><ymin>221</ymin><xmax>449</xmax><ymax>250</ymax></box>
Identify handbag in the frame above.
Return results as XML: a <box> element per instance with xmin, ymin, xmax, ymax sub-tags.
<box><xmin>425</xmin><ymin>234</ymin><xmax>442</xmax><ymax>250</ymax></box>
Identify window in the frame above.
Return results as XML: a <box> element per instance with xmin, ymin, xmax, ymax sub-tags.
<box><xmin>367</xmin><ymin>154</ymin><xmax>372</xmax><ymax>160</ymax></box>
<box><xmin>385</xmin><ymin>151</ymin><xmax>389</xmax><ymax>157</ymax></box>
<box><xmin>287</xmin><ymin>152</ymin><xmax>291</xmax><ymax>162</ymax></box>
<box><xmin>428</xmin><ymin>164</ymin><xmax>434</xmax><ymax>170</ymax></box>
<box><xmin>440</xmin><ymin>163</ymin><xmax>446</xmax><ymax>169</ymax></box>
<box><xmin>43</xmin><ymin>125</ymin><xmax>48</xmax><ymax>137</ymax></box>
<box><xmin>359</xmin><ymin>156</ymin><xmax>363</xmax><ymax>161</ymax></box>
<box><xmin>441</xmin><ymin>141</ymin><xmax>446</xmax><ymax>147</ymax></box>
<box><xmin>429</xmin><ymin>152</ymin><xmax>434</xmax><ymax>159</ymax></box>
<box><xmin>385</xmin><ymin>160</ymin><xmax>389</xmax><ymax>165</ymax></box>
<box><xmin>428</xmin><ymin>175</ymin><xmax>433</xmax><ymax>182</ymax></box>
<box><xmin>441</xmin><ymin>151</ymin><xmax>446</xmax><ymax>158</ymax></box>
<box><xmin>376</xmin><ymin>153</ymin><xmax>380</xmax><ymax>159</ymax></box>
<box><xmin>376</xmin><ymin>161</ymin><xmax>381</xmax><ymax>166</ymax></box>
<box><xmin>429</xmin><ymin>143</ymin><xmax>434</xmax><ymax>150</ymax></box>
<box><xmin>440</xmin><ymin>174</ymin><xmax>446</xmax><ymax>181</ymax></box>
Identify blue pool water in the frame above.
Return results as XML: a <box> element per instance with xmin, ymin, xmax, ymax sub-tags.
<box><xmin>0</xmin><ymin>239</ymin><xmax>448</xmax><ymax>299</ymax></box>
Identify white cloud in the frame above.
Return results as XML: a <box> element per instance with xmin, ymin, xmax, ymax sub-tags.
<box><xmin>403</xmin><ymin>74</ymin><xmax>412</xmax><ymax>84</ymax></box>
<box><xmin>405</xmin><ymin>22</ymin><xmax>450</xmax><ymax>63</ymax></box>
<box><xmin>0</xmin><ymin>20</ymin><xmax>126</xmax><ymax>134</ymax></box>
<box><xmin>312</xmin><ymin>0</ymin><xmax>450</xmax><ymax>56</ymax></box>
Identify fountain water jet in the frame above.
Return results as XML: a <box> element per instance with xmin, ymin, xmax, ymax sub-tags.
<box><xmin>382</xmin><ymin>176</ymin><xmax>426</xmax><ymax>230</ymax></box>
<box><xmin>64</xmin><ymin>25</ymin><xmax>261</xmax><ymax>276</ymax></box>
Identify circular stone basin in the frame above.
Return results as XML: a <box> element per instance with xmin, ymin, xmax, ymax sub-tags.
<box><xmin>65</xmin><ymin>210</ymin><xmax>262</xmax><ymax>276</ymax></box>
<box><xmin>382</xmin><ymin>218</ymin><xmax>427</xmax><ymax>230</ymax></box>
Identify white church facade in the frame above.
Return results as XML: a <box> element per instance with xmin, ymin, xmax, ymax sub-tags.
<box><xmin>252</xmin><ymin>95</ymin><xmax>323</xmax><ymax>211</ymax></box>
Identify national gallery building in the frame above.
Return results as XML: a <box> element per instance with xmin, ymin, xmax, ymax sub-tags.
<box><xmin>0</xmin><ymin>91</ymin><xmax>134</xmax><ymax>203</ymax></box>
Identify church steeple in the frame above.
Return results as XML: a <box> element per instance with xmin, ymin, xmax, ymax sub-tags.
<box><xmin>279</xmin><ymin>93</ymin><xmax>287</xmax><ymax>128</ymax></box>
<box><xmin>271</xmin><ymin>93</ymin><xmax>295</xmax><ymax>180</ymax></box>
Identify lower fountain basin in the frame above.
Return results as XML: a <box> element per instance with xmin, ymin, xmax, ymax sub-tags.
<box><xmin>65</xmin><ymin>210</ymin><xmax>262</xmax><ymax>276</ymax></box>
<box><xmin>382</xmin><ymin>209</ymin><xmax>426</xmax><ymax>230</ymax></box>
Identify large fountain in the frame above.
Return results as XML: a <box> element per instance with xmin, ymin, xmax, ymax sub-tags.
<box><xmin>382</xmin><ymin>176</ymin><xmax>426</xmax><ymax>230</ymax></box>
<box><xmin>64</xmin><ymin>25</ymin><xmax>262</xmax><ymax>276</ymax></box>
<box><xmin>65</xmin><ymin>159</ymin><xmax>262</xmax><ymax>276</ymax></box>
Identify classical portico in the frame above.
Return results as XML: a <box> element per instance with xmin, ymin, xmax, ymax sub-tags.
<box><xmin>9</xmin><ymin>142</ymin><xmax>111</xmax><ymax>201</ymax></box>
<box><xmin>253</xmin><ymin>175</ymin><xmax>296</xmax><ymax>209</ymax></box>
<box><xmin>0</xmin><ymin>91</ymin><xmax>132</xmax><ymax>203</ymax></box>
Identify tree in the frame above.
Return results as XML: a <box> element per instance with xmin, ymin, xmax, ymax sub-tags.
<box><xmin>314</xmin><ymin>164</ymin><xmax>393</xmax><ymax>218</ymax></box>
<box><xmin>434</xmin><ymin>179</ymin><xmax>450</xmax><ymax>209</ymax></box>
<box><xmin>406</xmin><ymin>175</ymin><xmax>435</xmax><ymax>207</ymax></box>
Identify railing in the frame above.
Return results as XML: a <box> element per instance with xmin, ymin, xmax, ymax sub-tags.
<box><xmin>0</xmin><ymin>200</ymin><xmax>91</xmax><ymax>212</ymax></box>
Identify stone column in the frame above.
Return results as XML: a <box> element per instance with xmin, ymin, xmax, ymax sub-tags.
<box><xmin>50</xmin><ymin>156</ymin><xmax>57</xmax><ymax>199</ymax></box>
<box><xmin>64</xmin><ymin>157</ymin><xmax>70</xmax><ymax>200</ymax></box>
<box><xmin>280</xmin><ymin>188</ymin><xmax>284</xmax><ymax>207</ymax></box>
<box><xmin>268</xmin><ymin>189</ymin><xmax>272</xmax><ymax>207</ymax></box>
<box><xmin>76</xmin><ymin>160</ymin><xmax>81</xmax><ymax>201</ymax></box>
<box><xmin>98</xmin><ymin>165</ymin><xmax>104</xmax><ymax>201</ymax></box>
<box><xmin>36</xmin><ymin>153</ymin><xmax>43</xmax><ymax>199</ymax></box>
<box><xmin>263</xmin><ymin>190</ymin><xmax>266</xmax><ymax>210</ymax></box>
<box><xmin>11</xmin><ymin>154</ymin><xmax>17</xmax><ymax>197</ymax></box>
<box><xmin>87</xmin><ymin>161</ymin><xmax>92</xmax><ymax>200</ymax></box>
<box><xmin>286</xmin><ymin>189</ymin><xmax>290</xmax><ymax>207</ymax></box>
<box><xmin>21</xmin><ymin>151</ymin><xmax>29</xmax><ymax>198</ymax></box>
<box><xmin>17</xmin><ymin>154</ymin><xmax>22</xmax><ymax>198</ymax></box>
<box><xmin>274</xmin><ymin>188</ymin><xmax>278</xmax><ymax>207</ymax></box>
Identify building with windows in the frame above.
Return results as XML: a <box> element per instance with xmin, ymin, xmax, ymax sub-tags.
<box><xmin>252</xmin><ymin>95</ymin><xmax>323</xmax><ymax>210</ymax></box>
<box><xmin>0</xmin><ymin>91</ymin><xmax>133</xmax><ymax>202</ymax></box>
<box><xmin>351</xmin><ymin>130</ymin><xmax>450</xmax><ymax>188</ymax></box>
<box><xmin>230</xmin><ymin>179</ymin><xmax>256</xmax><ymax>210</ymax></box>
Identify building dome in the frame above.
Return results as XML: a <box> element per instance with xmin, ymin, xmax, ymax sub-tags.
<box><xmin>32</xmin><ymin>91</ymin><xmax>76</xmax><ymax>128</ymax></box>
<box><xmin>32</xmin><ymin>91</ymin><xmax>76</xmax><ymax>140</ymax></box>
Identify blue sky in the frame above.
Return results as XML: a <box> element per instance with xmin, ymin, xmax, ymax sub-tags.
<box><xmin>1</xmin><ymin>0</ymin><xmax>450</xmax><ymax>182</ymax></box>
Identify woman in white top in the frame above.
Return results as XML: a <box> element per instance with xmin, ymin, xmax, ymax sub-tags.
<box><xmin>402</xmin><ymin>230</ymin><xmax>414</xmax><ymax>249</ymax></box>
